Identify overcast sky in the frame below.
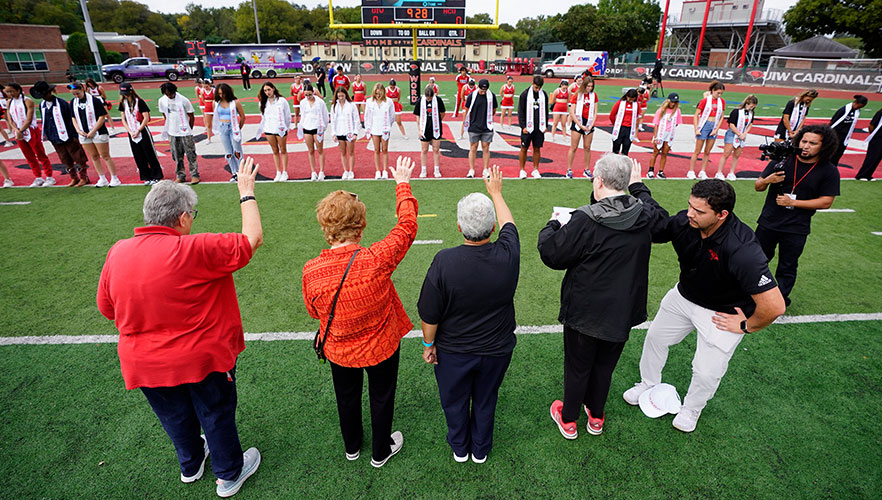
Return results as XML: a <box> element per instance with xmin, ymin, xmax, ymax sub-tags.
<box><xmin>141</xmin><ymin>0</ymin><xmax>799</xmax><ymax>26</ymax></box>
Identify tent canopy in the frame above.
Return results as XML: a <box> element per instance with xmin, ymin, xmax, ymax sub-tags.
<box><xmin>773</xmin><ymin>35</ymin><xmax>858</xmax><ymax>59</ymax></box>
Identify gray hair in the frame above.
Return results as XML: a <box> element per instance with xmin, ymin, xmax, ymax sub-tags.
<box><xmin>457</xmin><ymin>193</ymin><xmax>496</xmax><ymax>242</ymax></box>
<box><xmin>143</xmin><ymin>180</ymin><xmax>198</xmax><ymax>227</ymax></box>
<box><xmin>593</xmin><ymin>153</ymin><xmax>632</xmax><ymax>191</ymax></box>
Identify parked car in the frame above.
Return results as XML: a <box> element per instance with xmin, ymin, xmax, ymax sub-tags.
<box><xmin>101</xmin><ymin>57</ymin><xmax>184</xmax><ymax>84</ymax></box>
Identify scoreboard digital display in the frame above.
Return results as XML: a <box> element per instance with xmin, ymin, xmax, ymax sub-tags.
<box><xmin>361</xmin><ymin>0</ymin><xmax>466</xmax><ymax>40</ymax></box>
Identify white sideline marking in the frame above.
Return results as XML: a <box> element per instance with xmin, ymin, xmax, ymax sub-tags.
<box><xmin>0</xmin><ymin>201</ymin><xmax>31</xmax><ymax>205</ymax></box>
<box><xmin>2</xmin><ymin>313</ymin><xmax>881</xmax><ymax>346</ymax></box>
<box><xmin>872</xmin><ymin>232</ymin><xmax>882</xmax><ymax>236</ymax></box>
<box><xmin>413</xmin><ymin>239</ymin><xmax>443</xmax><ymax>244</ymax></box>
<box><xmin>817</xmin><ymin>208</ymin><xmax>855</xmax><ymax>213</ymax></box>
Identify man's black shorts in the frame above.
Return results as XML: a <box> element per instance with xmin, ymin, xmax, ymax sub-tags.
<box><xmin>520</xmin><ymin>130</ymin><xmax>544</xmax><ymax>149</ymax></box>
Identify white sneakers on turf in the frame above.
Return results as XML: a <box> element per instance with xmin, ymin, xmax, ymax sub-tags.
<box><xmin>181</xmin><ymin>435</ymin><xmax>209</xmax><ymax>483</ymax></box>
<box><xmin>273</xmin><ymin>171</ymin><xmax>281</xmax><ymax>182</ymax></box>
<box><xmin>714</xmin><ymin>171</ymin><xmax>725</xmax><ymax>180</ymax></box>
<box><xmin>519</xmin><ymin>169</ymin><xmax>527</xmax><ymax>179</ymax></box>
<box><xmin>419</xmin><ymin>166</ymin><xmax>427</xmax><ymax>178</ymax></box>
<box><xmin>647</xmin><ymin>170</ymin><xmax>655</xmax><ymax>179</ymax></box>
<box><xmin>453</xmin><ymin>452</ymin><xmax>468</xmax><ymax>463</ymax></box>
<box><xmin>375</xmin><ymin>171</ymin><xmax>382</xmax><ymax>180</ymax></box>
<box><xmin>672</xmin><ymin>407</ymin><xmax>701</xmax><ymax>433</ymax></box>
<box><xmin>2</xmin><ymin>179</ymin><xmax>13</xmax><ymax>188</ymax></box>
<box><xmin>482</xmin><ymin>168</ymin><xmax>490</xmax><ymax>178</ymax></box>
<box><xmin>216</xmin><ymin>447</ymin><xmax>261</xmax><ymax>498</ymax></box>
<box><xmin>382</xmin><ymin>170</ymin><xmax>388</xmax><ymax>179</ymax></box>
<box><xmin>623</xmin><ymin>382</ymin><xmax>654</xmax><ymax>406</ymax></box>
<box><xmin>29</xmin><ymin>177</ymin><xmax>45</xmax><ymax>187</ymax></box>
<box><xmin>96</xmin><ymin>176</ymin><xmax>109</xmax><ymax>187</ymax></box>
<box><xmin>109</xmin><ymin>176</ymin><xmax>121</xmax><ymax>187</ymax></box>
<box><xmin>345</xmin><ymin>450</ymin><xmax>359</xmax><ymax>461</ymax></box>
<box><xmin>370</xmin><ymin>431</ymin><xmax>403</xmax><ymax>468</ymax></box>
<box><xmin>531</xmin><ymin>169</ymin><xmax>541</xmax><ymax>179</ymax></box>
<box><xmin>686</xmin><ymin>170</ymin><xmax>696</xmax><ymax>180</ymax></box>
<box><xmin>467</xmin><ymin>168</ymin><xmax>475</xmax><ymax>178</ymax></box>
<box><xmin>280</xmin><ymin>171</ymin><xmax>288</xmax><ymax>182</ymax></box>
<box><xmin>310</xmin><ymin>171</ymin><xmax>318</xmax><ymax>181</ymax></box>
<box><xmin>317</xmin><ymin>172</ymin><xmax>325</xmax><ymax>181</ymax></box>
<box><xmin>433</xmin><ymin>166</ymin><xmax>441</xmax><ymax>178</ymax></box>
<box><xmin>42</xmin><ymin>176</ymin><xmax>56</xmax><ymax>187</ymax></box>
<box><xmin>726</xmin><ymin>172</ymin><xmax>737</xmax><ymax>181</ymax></box>
<box><xmin>698</xmin><ymin>170</ymin><xmax>708</xmax><ymax>180</ymax></box>
<box><xmin>472</xmin><ymin>454</ymin><xmax>486</xmax><ymax>464</ymax></box>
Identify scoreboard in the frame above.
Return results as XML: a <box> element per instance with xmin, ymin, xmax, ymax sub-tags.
<box><xmin>361</xmin><ymin>0</ymin><xmax>466</xmax><ymax>40</ymax></box>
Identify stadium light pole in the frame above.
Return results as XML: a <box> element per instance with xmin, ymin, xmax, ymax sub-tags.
<box><xmin>78</xmin><ymin>0</ymin><xmax>104</xmax><ymax>71</ymax></box>
<box><xmin>252</xmin><ymin>0</ymin><xmax>262</xmax><ymax>44</ymax></box>
<box><xmin>694</xmin><ymin>0</ymin><xmax>713</xmax><ymax>66</ymax></box>
<box><xmin>657</xmin><ymin>0</ymin><xmax>671</xmax><ymax>59</ymax></box>
<box><xmin>738</xmin><ymin>0</ymin><xmax>761</xmax><ymax>68</ymax></box>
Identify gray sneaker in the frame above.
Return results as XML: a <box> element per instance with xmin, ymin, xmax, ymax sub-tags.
<box><xmin>672</xmin><ymin>407</ymin><xmax>702</xmax><ymax>433</ymax></box>
<box><xmin>181</xmin><ymin>435</ymin><xmax>209</xmax><ymax>483</ymax></box>
<box><xmin>623</xmin><ymin>382</ymin><xmax>654</xmax><ymax>406</ymax></box>
<box><xmin>370</xmin><ymin>431</ymin><xmax>403</xmax><ymax>468</ymax></box>
<box><xmin>216</xmin><ymin>447</ymin><xmax>261</xmax><ymax>498</ymax></box>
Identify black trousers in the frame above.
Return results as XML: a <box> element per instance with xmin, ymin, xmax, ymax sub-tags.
<box><xmin>130</xmin><ymin>133</ymin><xmax>163</xmax><ymax>181</ymax></box>
<box><xmin>317</xmin><ymin>81</ymin><xmax>326</xmax><ymax>97</ymax></box>
<box><xmin>612</xmin><ymin>126</ymin><xmax>633</xmax><ymax>156</ymax></box>
<box><xmin>856</xmin><ymin>138</ymin><xmax>882</xmax><ymax>179</ymax></box>
<box><xmin>831</xmin><ymin>141</ymin><xmax>847</xmax><ymax>167</ymax></box>
<box><xmin>140</xmin><ymin>369</ymin><xmax>243</xmax><ymax>481</ymax></box>
<box><xmin>755</xmin><ymin>225</ymin><xmax>808</xmax><ymax>301</ymax></box>
<box><xmin>434</xmin><ymin>350</ymin><xmax>512</xmax><ymax>459</ymax></box>
<box><xmin>241</xmin><ymin>74</ymin><xmax>250</xmax><ymax>90</ymax></box>
<box><xmin>562</xmin><ymin>326</ymin><xmax>626</xmax><ymax>423</ymax></box>
<box><xmin>329</xmin><ymin>348</ymin><xmax>400</xmax><ymax>461</ymax></box>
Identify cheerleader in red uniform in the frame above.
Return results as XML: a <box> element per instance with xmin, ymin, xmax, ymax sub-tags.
<box><xmin>499</xmin><ymin>75</ymin><xmax>516</xmax><ymax>128</ymax></box>
<box><xmin>201</xmin><ymin>79</ymin><xmax>215</xmax><ymax>144</ymax></box>
<box><xmin>385</xmin><ymin>79</ymin><xmax>408</xmax><ymax>139</ymax></box>
<box><xmin>453</xmin><ymin>66</ymin><xmax>470</xmax><ymax>117</ymax></box>
<box><xmin>459</xmin><ymin>79</ymin><xmax>476</xmax><ymax>116</ymax></box>
<box><xmin>550</xmin><ymin>79</ymin><xmax>569</xmax><ymax>142</ymax></box>
<box><xmin>290</xmin><ymin>74</ymin><xmax>303</xmax><ymax>127</ymax></box>
<box><xmin>566</xmin><ymin>75</ymin><xmax>582</xmax><ymax>132</ymax></box>
<box><xmin>428</xmin><ymin>76</ymin><xmax>440</xmax><ymax>95</ymax></box>
<box><xmin>352</xmin><ymin>73</ymin><xmax>367</xmax><ymax>116</ymax></box>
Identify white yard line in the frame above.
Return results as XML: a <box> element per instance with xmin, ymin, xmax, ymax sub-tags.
<box><xmin>2</xmin><ymin>312</ymin><xmax>881</xmax><ymax>346</ymax></box>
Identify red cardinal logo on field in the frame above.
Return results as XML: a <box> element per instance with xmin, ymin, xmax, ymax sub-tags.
<box><xmin>361</xmin><ymin>63</ymin><xmax>374</xmax><ymax>71</ymax></box>
<box><xmin>708</xmin><ymin>249</ymin><xmax>719</xmax><ymax>261</ymax></box>
<box><xmin>635</xmin><ymin>67</ymin><xmax>646</xmax><ymax>75</ymax></box>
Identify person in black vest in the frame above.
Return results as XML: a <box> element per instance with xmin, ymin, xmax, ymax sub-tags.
<box><xmin>517</xmin><ymin>75</ymin><xmax>549</xmax><ymax>180</ymax></box>
<box><xmin>314</xmin><ymin>62</ymin><xmax>327</xmax><ymax>98</ymax></box>
<box><xmin>538</xmin><ymin>154</ymin><xmax>669</xmax><ymax>439</ymax></box>
<box><xmin>828</xmin><ymin>95</ymin><xmax>867</xmax><ymax>166</ymax></box>
<box><xmin>754</xmin><ymin>124</ymin><xmax>840</xmax><ymax>307</ymax></box>
<box><xmin>855</xmin><ymin>107</ymin><xmax>882</xmax><ymax>181</ymax></box>
<box><xmin>30</xmin><ymin>80</ymin><xmax>90</xmax><ymax>186</ymax></box>
<box><xmin>240</xmin><ymin>62</ymin><xmax>251</xmax><ymax>90</ymax></box>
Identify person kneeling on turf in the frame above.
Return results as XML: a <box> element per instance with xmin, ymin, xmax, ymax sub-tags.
<box><xmin>418</xmin><ymin>166</ymin><xmax>518</xmax><ymax>464</ymax></box>
<box><xmin>97</xmin><ymin>159</ymin><xmax>263</xmax><ymax>498</ymax></box>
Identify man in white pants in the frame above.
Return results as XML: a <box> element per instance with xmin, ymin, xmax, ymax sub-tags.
<box><xmin>623</xmin><ymin>179</ymin><xmax>786</xmax><ymax>432</ymax></box>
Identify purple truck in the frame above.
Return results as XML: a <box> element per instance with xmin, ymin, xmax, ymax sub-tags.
<box><xmin>101</xmin><ymin>57</ymin><xmax>184</xmax><ymax>84</ymax></box>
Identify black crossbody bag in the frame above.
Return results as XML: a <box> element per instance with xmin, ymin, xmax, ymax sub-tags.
<box><xmin>313</xmin><ymin>249</ymin><xmax>360</xmax><ymax>363</ymax></box>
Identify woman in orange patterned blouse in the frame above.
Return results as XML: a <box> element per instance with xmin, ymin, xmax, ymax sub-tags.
<box><xmin>302</xmin><ymin>155</ymin><xmax>418</xmax><ymax>468</ymax></box>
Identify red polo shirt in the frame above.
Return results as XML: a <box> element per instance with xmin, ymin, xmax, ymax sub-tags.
<box><xmin>97</xmin><ymin>226</ymin><xmax>253</xmax><ymax>390</ymax></box>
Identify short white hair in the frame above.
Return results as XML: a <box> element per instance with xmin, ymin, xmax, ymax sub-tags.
<box><xmin>593</xmin><ymin>153</ymin><xmax>632</xmax><ymax>191</ymax></box>
<box><xmin>143</xmin><ymin>180</ymin><xmax>198</xmax><ymax>227</ymax></box>
<box><xmin>457</xmin><ymin>193</ymin><xmax>496</xmax><ymax>242</ymax></box>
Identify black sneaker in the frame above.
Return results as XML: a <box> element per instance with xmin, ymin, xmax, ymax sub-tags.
<box><xmin>647</xmin><ymin>169</ymin><xmax>655</xmax><ymax>179</ymax></box>
<box><xmin>657</xmin><ymin>172</ymin><xmax>666</xmax><ymax>179</ymax></box>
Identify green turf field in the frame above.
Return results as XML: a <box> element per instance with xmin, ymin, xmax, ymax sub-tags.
<box><xmin>86</xmin><ymin>79</ymin><xmax>879</xmax><ymax>121</ymax></box>
<box><xmin>1</xmin><ymin>179</ymin><xmax>881</xmax><ymax>498</ymax></box>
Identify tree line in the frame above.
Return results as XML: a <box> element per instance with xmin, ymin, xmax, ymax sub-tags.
<box><xmin>0</xmin><ymin>0</ymin><xmax>875</xmax><ymax>61</ymax></box>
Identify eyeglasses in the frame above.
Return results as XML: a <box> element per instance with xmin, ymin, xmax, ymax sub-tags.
<box><xmin>348</xmin><ymin>192</ymin><xmax>358</xmax><ymax>201</ymax></box>
<box><xmin>188</xmin><ymin>209</ymin><xmax>198</xmax><ymax>220</ymax></box>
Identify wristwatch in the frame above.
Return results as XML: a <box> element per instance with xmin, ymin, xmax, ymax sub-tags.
<box><xmin>239</xmin><ymin>195</ymin><xmax>256</xmax><ymax>204</ymax></box>
<box><xmin>739</xmin><ymin>320</ymin><xmax>750</xmax><ymax>334</ymax></box>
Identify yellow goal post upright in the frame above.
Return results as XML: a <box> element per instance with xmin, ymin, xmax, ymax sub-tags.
<box><xmin>327</xmin><ymin>0</ymin><xmax>500</xmax><ymax>62</ymax></box>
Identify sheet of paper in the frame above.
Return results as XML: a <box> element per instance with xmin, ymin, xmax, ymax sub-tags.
<box><xmin>552</xmin><ymin>206</ymin><xmax>576</xmax><ymax>225</ymax></box>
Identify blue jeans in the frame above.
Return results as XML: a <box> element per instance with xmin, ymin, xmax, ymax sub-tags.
<box><xmin>140</xmin><ymin>369</ymin><xmax>244</xmax><ymax>480</ymax></box>
<box><xmin>218</xmin><ymin>121</ymin><xmax>243</xmax><ymax>175</ymax></box>
<box><xmin>434</xmin><ymin>350</ymin><xmax>512</xmax><ymax>459</ymax></box>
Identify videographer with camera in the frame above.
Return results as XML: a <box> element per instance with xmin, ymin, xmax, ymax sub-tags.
<box><xmin>754</xmin><ymin>124</ymin><xmax>840</xmax><ymax>307</ymax></box>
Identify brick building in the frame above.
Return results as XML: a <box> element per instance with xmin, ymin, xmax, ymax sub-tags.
<box><xmin>87</xmin><ymin>32</ymin><xmax>159</xmax><ymax>61</ymax></box>
<box><xmin>0</xmin><ymin>23</ymin><xmax>70</xmax><ymax>85</ymax></box>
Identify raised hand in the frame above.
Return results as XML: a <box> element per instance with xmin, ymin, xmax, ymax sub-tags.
<box><xmin>389</xmin><ymin>155</ymin><xmax>415</xmax><ymax>184</ymax></box>
<box><xmin>237</xmin><ymin>156</ymin><xmax>258</xmax><ymax>197</ymax></box>
<box><xmin>484</xmin><ymin>165</ymin><xmax>503</xmax><ymax>196</ymax></box>
<box><xmin>629</xmin><ymin>157</ymin><xmax>643</xmax><ymax>185</ymax></box>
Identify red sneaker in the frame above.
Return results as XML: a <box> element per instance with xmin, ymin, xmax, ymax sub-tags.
<box><xmin>584</xmin><ymin>407</ymin><xmax>604</xmax><ymax>435</ymax></box>
<box><xmin>550</xmin><ymin>400</ymin><xmax>577</xmax><ymax>440</ymax></box>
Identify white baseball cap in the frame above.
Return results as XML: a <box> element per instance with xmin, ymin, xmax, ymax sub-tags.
<box><xmin>638</xmin><ymin>383</ymin><xmax>681</xmax><ymax>418</ymax></box>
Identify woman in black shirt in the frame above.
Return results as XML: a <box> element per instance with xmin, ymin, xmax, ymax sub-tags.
<box><xmin>412</xmin><ymin>85</ymin><xmax>446</xmax><ymax>178</ymax></box>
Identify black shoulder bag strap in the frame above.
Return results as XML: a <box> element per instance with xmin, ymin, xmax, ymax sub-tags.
<box><xmin>314</xmin><ymin>248</ymin><xmax>360</xmax><ymax>363</ymax></box>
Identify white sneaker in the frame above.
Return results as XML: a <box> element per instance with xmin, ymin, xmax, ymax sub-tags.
<box><xmin>714</xmin><ymin>172</ymin><xmax>725</xmax><ymax>180</ymax></box>
<box><xmin>317</xmin><ymin>171</ymin><xmax>325</xmax><ymax>181</ymax></box>
<box><xmin>370</xmin><ymin>431</ymin><xmax>403</xmax><ymax>468</ymax></box>
<box><xmin>698</xmin><ymin>170</ymin><xmax>708</xmax><ymax>180</ymax></box>
<box><xmin>519</xmin><ymin>169</ymin><xmax>527</xmax><ymax>179</ymax></box>
<box><xmin>375</xmin><ymin>170</ymin><xmax>382</xmax><ymax>180</ymax></box>
<box><xmin>402</xmin><ymin>134</ymin><xmax>409</xmax><ymax>140</ymax></box>
<box><xmin>273</xmin><ymin>171</ymin><xmax>281</xmax><ymax>182</ymax></box>
<box><xmin>310</xmin><ymin>171</ymin><xmax>318</xmax><ymax>181</ymax></box>
<box><xmin>345</xmin><ymin>450</ymin><xmax>359</xmax><ymax>461</ymax></box>
<box><xmin>482</xmin><ymin>168</ymin><xmax>490</xmax><ymax>178</ymax></box>
<box><xmin>433</xmin><ymin>166</ymin><xmax>441</xmax><ymax>178</ymax></box>
<box><xmin>623</xmin><ymin>382</ymin><xmax>654</xmax><ymax>406</ymax></box>
<box><xmin>382</xmin><ymin>170</ymin><xmax>388</xmax><ymax>179</ymax></box>
<box><xmin>639</xmin><ymin>124</ymin><xmax>645</xmax><ymax>132</ymax></box>
<box><xmin>467</xmin><ymin>169</ymin><xmax>475</xmax><ymax>178</ymax></box>
<box><xmin>453</xmin><ymin>452</ymin><xmax>469</xmax><ymax>463</ymax></box>
<box><xmin>726</xmin><ymin>172</ymin><xmax>737</xmax><ymax>181</ymax></box>
<box><xmin>2</xmin><ymin>179</ymin><xmax>13</xmax><ymax>188</ymax></box>
<box><xmin>215</xmin><ymin>447</ymin><xmax>261</xmax><ymax>498</ymax></box>
<box><xmin>647</xmin><ymin>170</ymin><xmax>655</xmax><ymax>179</ymax></box>
<box><xmin>42</xmin><ymin>176</ymin><xmax>56</xmax><ymax>187</ymax></box>
<box><xmin>181</xmin><ymin>435</ymin><xmax>209</xmax><ymax>483</ymax></box>
<box><xmin>672</xmin><ymin>407</ymin><xmax>701</xmax><ymax>433</ymax></box>
<box><xmin>96</xmin><ymin>176</ymin><xmax>109</xmax><ymax>187</ymax></box>
<box><xmin>419</xmin><ymin>166</ymin><xmax>427</xmax><ymax>178</ymax></box>
<box><xmin>29</xmin><ymin>177</ymin><xmax>45</xmax><ymax>187</ymax></box>
<box><xmin>367</xmin><ymin>141</ymin><xmax>374</xmax><ymax>151</ymax></box>
<box><xmin>686</xmin><ymin>170</ymin><xmax>696</xmax><ymax>180</ymax></box>
<box><xmin>471</xmin><ymin>454</ymin><xmax>487</xmax><ymax>464</ymax></box>
<box><xmin>281</xmin><ymin>171</ymin><xmax>288</xmax><ymax>182</ymax></box>
<box><xmin>109</xmin><ymin>176</ymin><xmax>121</xmax><ymax>187</ymax></box>
<box><xmin>531</xmin><ymin>169</ymin><xmax>541</xmax><ymax>179</ymax></box>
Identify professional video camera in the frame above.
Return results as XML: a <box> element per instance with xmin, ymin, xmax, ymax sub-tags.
<box><xmin>758</xmin><ymin>140</ymin><xmax>796</xmax><ymax>165</ymax></box>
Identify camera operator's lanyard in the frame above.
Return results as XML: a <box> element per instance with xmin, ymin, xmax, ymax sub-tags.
<box><xmin>791</xmin><ymin>158</ymin><xmax>818</xmax><ymax>195</ymax></box>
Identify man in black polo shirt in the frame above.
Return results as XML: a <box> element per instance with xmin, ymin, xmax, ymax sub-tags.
<box><xmin>517</xmin><ymin>75</ymin><xmax>548</xmax><ymax>180</ymax></box>
<box><xmin>754</xmin><ymin>124</ymin><xmax>840</xmax><ymax>307</ymax></box>
<box><xmin>828</xmin><ymin>95</ymin><xmax>867</xmax><ymax>166</ymax></box>
<box><xmin>623</xmin><ymin>180</ymin><xmax>786</xmax><ymax>433</ymax></box>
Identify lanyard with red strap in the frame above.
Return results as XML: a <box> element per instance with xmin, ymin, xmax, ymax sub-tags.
<box><xmin>790</xmin><ymin>158</ymin><xmax>818</xmax><ymax>195</ymax></box>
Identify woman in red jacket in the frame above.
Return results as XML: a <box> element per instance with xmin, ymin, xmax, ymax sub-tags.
<box><xmin>302</xmin><ymin>156</ymin><xmax>418</xmax><ymax>469</ymax></box>
<box><xmin>608</xmin><ymin>89</ymin><xmax>640</xmax><ymax>156</ymax></box>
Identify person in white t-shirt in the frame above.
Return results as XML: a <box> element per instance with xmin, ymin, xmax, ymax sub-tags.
<box><xmin>157</xmin><ymin>82</ymin><xmax>199</xmax><ymax>184</ymax></box>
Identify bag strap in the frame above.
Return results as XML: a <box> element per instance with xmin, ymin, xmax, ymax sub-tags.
<box><xmin>317</xmin><ymin>248</ymin><xmax>360</xmax><ymax>354</ymax></box>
